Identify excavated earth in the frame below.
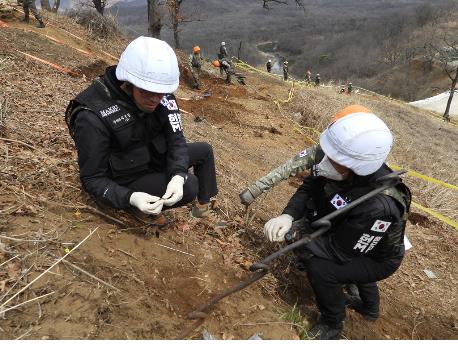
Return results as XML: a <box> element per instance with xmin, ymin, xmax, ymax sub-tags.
<box><xmin>0</xmin><ymin>11</ymin><xmax>457</xmax><ymax>340</ymax></box>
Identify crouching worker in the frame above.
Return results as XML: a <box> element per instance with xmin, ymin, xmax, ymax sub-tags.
<box><xmin>65</xmin><ymin>36</ymin><xmax>225</xmax><ymax>226</ymax></box>
<box><xmin>262</xmin><ymin>107</ymin><xmax>411</xmax><ymax>339</ymax></box>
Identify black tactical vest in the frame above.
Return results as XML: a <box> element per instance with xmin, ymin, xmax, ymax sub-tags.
<box><xmin>65</xmin><ymin>78</ymin><xmax>176</xmax><ymax>183</ymax></box>
<box><xmin>307</xmin><ymin>165</ymin><xmax>411</xmax><ymax>259</ymax></box>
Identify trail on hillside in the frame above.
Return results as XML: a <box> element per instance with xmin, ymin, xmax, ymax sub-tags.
<box><xmin>1</xmin><ymin>11</ymin><xmax>458</xmax><ymax>340</ymax></box>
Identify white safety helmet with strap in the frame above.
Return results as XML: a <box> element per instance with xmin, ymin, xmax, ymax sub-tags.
<box><xmin>116</xmin><ymin>36</ymin><xmax>179</xmax><ymax>94</ymax></box>
<box><xmin>319</xmin><ymin>105</ymin><xmax>393</xmax><ymax>176</ymax></box>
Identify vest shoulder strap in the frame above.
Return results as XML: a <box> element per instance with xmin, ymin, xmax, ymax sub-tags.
<box><xmin>383</xmin><ymin>184</ymin><xmax>412</xmax><ymax>220</ymax></box>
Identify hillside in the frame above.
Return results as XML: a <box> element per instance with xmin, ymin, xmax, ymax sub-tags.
<box><xmin>1</xmin><ymin>10</ymin><xmax>458</xmax><ymax>340</ymax></box>
<box><xmin>111</xmin><ymin>0</ymin><xmax>457</xmax><ymax>102</ymax></box>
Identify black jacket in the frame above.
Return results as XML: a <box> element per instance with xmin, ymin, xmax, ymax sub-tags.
<box><xmin>283</xmin><ymin>165</ymin><xmax>411</xmax><ymax>262</ymax></box>
<box><xmin>65</xmin><ymin>66</ymin><xmax>188</xmax><ymax>209</ymax></box>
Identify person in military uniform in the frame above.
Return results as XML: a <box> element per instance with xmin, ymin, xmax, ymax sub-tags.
<box><xmin>21</xmin><ymin>0</ymin><xmax>45</xmax><ymax>28</ymax></box>
<box><xmin>283</xmin><ymin>60</ymin><xmax>289</xmax><ymax>81</ymax></box>
<box><xmin>315</xmin><ymin>73</ymin><xmax>321</xmax><ymax>86</ymax></box>
<box><xmin>305</xmin><ymin>69</ymin><xmax>312</xmax><ymax>83</ymax></box>
<box><xmin>65</xmin><ymin>37</ymin><xmax>225</xmax><ymax>227</ymax></box>
<box><xmin>266</xmin><ymin>60</ymin><xmax>272</xmax><ymax>73</ymax></box>
<box><xmin>241</xmin><ymin>105</ymin><xmax>411</xmax><ymax>340</ymax></box>
<box><xmin>189</xmin><ymin>46</ymin><xmax>202</xmax><ymax>90</ymax></box>
<box><xmin>218</xmin><ymin>42</ymin><xmax>228</xmax><ymax>76</ymax></box>
<box><xmin>220</xmin><ymin>58</ymin><xmax>234</xmax><ymax>84</ymax></box>
<box><xmin>347</xmin><ymin>82</ymin><xmax>353</xmax><ymax>95</ymax></box>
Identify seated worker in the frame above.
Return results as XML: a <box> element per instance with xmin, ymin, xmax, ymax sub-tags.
<box><xmin>65</xmin><ymin>36</ymin><xmax>225</xmax><ymax>226</ymax></box>
<box><xmin>241</xmin><ymin>105</ymin><xmax>411</xmax><ymax>339</ymax></box>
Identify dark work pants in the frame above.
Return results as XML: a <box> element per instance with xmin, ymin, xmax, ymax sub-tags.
<box><xmin>23</xmin><ymin>0</ymin><xmax>43</xmax><ymax>21</ymax></box>
<box><xmin>305</xmin><ymin>254</ymin><xmax>402</xmax><ymax>325</ymax></box>
<box><xmin>128</xmin><ymin>142</ymin><xmax>218</xmax><ymax>209</ymax></box>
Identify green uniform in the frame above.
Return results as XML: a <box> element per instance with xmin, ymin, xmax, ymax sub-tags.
<box><xmin>246</xmin><ymin>144</ymin><xmax>319</xmax><ymax>198</ymax></box>
<box><xmin>189</xmin><ymin>53</ymin><xmax>202</xmax><ymax>89</ymax></box>
<box><xmin>23</xmin><ymin>0</ymin><xmax>43</xmax><ymax>22</ymax></box>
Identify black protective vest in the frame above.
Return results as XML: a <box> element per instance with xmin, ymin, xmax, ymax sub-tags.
<box><xmin>307</xmin><ymin>165</ymin><xmax>411</xmax><ymax>260</ymax></box>
<box><xmin>65</xmin><ymin>78</ymin><xmax>177</xmax><ymax>183</ymax></box>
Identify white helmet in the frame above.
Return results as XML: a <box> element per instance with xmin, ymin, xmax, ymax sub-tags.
<box><xmin>319</xmin><ymin>105</ymin><xmax>393</xmax><ymax>176</ymax></box>
<box><xmin>268</xmin><ymin>59</ymin><xmax>271</xmax><ymax>62</ymax></box>
<box><xmin>116</xmin><ymin>36</ymin><xmax>179</xmax><ymax>94</ymax></box>
<box><xmin>221</xmin><ymin>41</ymin><xmax>226</xmax><ymax>46</ymax></box>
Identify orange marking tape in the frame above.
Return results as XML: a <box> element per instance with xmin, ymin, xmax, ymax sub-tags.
<box><xmin>101</xmin><ymin>51</ymin><xmax>119</xmax><ymax>61</ymax></box>
<box><xmin>16</xmin><ymin>49</ymin><xmax>82</xmax><ymax>78</ymax></box>
<box><xmin>74</xmin><ymin>47</ymin><xmax>92</xmax><ymax>56</ymax></box>
<box><xmin>45</xmin><ymin>35</ymin><xmax>63</xmax><ymax>44</ymax></box>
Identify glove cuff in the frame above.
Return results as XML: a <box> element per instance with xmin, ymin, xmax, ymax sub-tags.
<box><xmin>171</xmin><ymin>175</ymin><xmax>186</xmax><ymax>185</ymax></box>
<box><xmin>280</xmin><ymin>214</ymin><xmax>294</xmax><ymax>221</ymax></box>
<box><xmin>247</xmin><ymin>184</ymin><xmax>263</xmax><ymax>198</ymax></box>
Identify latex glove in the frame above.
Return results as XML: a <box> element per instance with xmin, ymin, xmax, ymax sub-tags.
<box><xmin>129</xmin><ymin>192</ymin><xmax>164</xmax><ymax>215</ymax></box>
<box><xmin>162</xmin><ymin>175</ymin><xmax>185</xmax><ymax>206</ymax></box>
<box><xmin>264</xmin><ymin>214</ymin><xmax>294</xmax><ymax>242</ymax></box>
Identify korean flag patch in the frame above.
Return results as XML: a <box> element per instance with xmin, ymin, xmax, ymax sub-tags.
<box><xmin>330</xmin><ymin>194</ymin><xmax>347</xmax><ymax>209</ymax></box>
<box><xmin>167</xmin><ymin>99</ymin><xmax>178</xmax><ymax>111</ymax></box>
<box><xmin>370</xmin><ymin>220</ymin><xmax>391</xmax><ymax>233</ymax></box>
<box><xmin>298</xmin><ymin>149</ymin><xmax>307</xmax><ymax>158</ymax></box>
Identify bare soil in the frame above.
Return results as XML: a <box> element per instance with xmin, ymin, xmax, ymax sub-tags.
<box><xmin>1</xmin><ymin>12</ymin><xmax>457</xmax><ymax>340</ymax></box>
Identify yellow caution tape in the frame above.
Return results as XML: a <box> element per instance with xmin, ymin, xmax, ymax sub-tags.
<box><xmin>411</xmin><ymin>201</ymin><xmax>458</xmax><ymax>230</ymax></box>
<box><xmin>389</xmin><ymin>163</ymin><xmax>458</xmax><ymax>191</ymax></box>
<box><xmin>235</xmin><ymin>58</ymin><xmax>458</xmax><ymax>230</ymax></box>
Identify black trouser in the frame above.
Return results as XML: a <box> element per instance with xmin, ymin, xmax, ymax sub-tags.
<box><xmin>128</xmin><ymin>142</ymin><xmax>218</xmax><ymax>209</ymax></box>
<box><xmin>305</xmin><ymin>254</ymin><xmax>402</xmax><ymax>325</ymax></box>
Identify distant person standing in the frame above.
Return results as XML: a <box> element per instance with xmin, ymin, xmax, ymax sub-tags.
<box><xmin>347</xmin><ymin>82</ymin><xmax>353</xmax><ymax>95</ymax></box>
<box><xmin>189</xmin><ymin>46</ymin><xmax>202</xmax><ymax>90</ymax></box>
<box><xmin>21</xmin><ymin>0</ymin><xmax>45</xmax><ymax>28</ymax></box>
<box><xmin>266</xmin><ymin>59</ymin><xmax>272</xmax><ymax>73</ymax></box>
<box><xmin>315</xmin><ymin>73</ymin><xmax>321</xmax><ymax>86</ymax></box>
<box><xmin>218</xmin><ymin>42</ymin><xmax>228</xmax><ymax>76</ymax></box>
<box><xmin>220</xmin><ymin>58</ymin><xmax>234</xmax><ymax>84</ymax></box>
<box><xmin>305</xmin><ymin>69</ymin><xmax>312</xmax><ymax>83</ymax></box>
<box><xmin>283</xmin><ymin>60</ymin><xmax>289</xmax><ymax>81</ymax></box>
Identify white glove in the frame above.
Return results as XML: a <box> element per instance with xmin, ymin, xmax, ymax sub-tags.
<box><xmin>162</xmin><ymin>175</ymin><xmax>185</xmax><ymax>206</ymax></box>
<box><xmin>264</xmin><ymin>214</ymin><xmax>294</xmax><ymax>242</ymax></box>
<box><xmin>129</xmin><ymin>192</ymin><xmax>164</xmax><ymax>215</ymax></box>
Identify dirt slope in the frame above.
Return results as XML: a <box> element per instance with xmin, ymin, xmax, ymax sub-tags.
<box><xmin>1</xmin><ymin>12</ymin><xmax>457</xmax><ymax>340</ymax></box>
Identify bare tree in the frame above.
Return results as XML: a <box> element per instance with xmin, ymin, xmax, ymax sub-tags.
<box><xmin>92</xmin><ymin>0</ymin><xmax>106</xmax><ymax>15</ymax></box>
<box><xmin>40</xmin><ymin>0</ymin><xmax>51</xmax><ymax>11</ymax></box>
<box><xmin>166</xmin><ymin>0</ymin><xmax>183</xmax><ymax>49</ymax></box>
<box><xmin>51</xmin><ymin>0</ymin><xmax>60</xmax><ymax>13</ymax></box>
<box><xmin>147</xmin><ymin>0</ymin><xmax>162</xmax><ymax>38</ymax></box>
<box><xmin>436</xmin><ymin>38</ymin><xmax>458</xmax><ymax>121</ymax></box>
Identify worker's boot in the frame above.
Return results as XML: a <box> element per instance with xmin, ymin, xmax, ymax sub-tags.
<box><xmin>308</xmin><ymin>319</ymin><xmax>343</xmax><ymax>340</ymax></box>
<box><xmin>20</xmin><ymin>15</ymin><xmax>29</xmax><ymax>22</ymax></box>
<box><xmin>36</xmin><ymin>20</ymin><xmax>45</xmax><ymax>28</ymax></box>
<box><xmin>345</xmin><ymin>296</ymin><xmax>379</xmax><ymax>321</ymax></box>
<box><xmin>190</xmin><ymin>201</ymin><xmax>227</xmax><ymax>229</ymax></box>
<box><xmin>344</xmin><ymin>284</ymin><xmax>379</xmax><ymax>321</ymax></box>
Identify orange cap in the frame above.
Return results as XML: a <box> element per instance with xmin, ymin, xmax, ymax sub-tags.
<box><xmin>211</xmin><ymin>60</ymin><xmax>220</xmax><ymax>68</ymax></box>
<box><xmin>332</xmin><ymin>105</ymin><xmax>371</xmax><ymax>122</ymax></box>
